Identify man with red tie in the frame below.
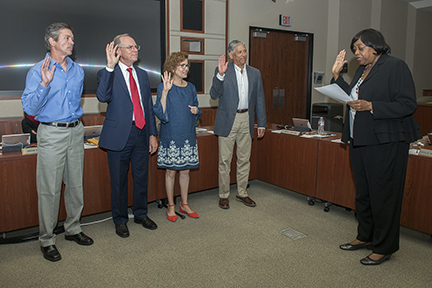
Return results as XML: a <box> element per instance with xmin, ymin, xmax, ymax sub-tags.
<box><xmin>96</xmin><ymin>34</ymin><xmax>158</xmax><ymax>238</ymax></box>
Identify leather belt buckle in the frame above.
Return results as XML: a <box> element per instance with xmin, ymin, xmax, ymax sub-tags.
<box><xmin>41</xmin><ymin>120</ymin><xmax>79</xmax><ymax>128</ymax></box>
<box><xmin>237</xmin><ymin>109</ymin><xmax>248</xmax><ymax>114</ymax></box>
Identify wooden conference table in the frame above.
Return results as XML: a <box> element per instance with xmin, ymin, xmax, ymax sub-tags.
<box><xmin>257</xmin><ymin>124</ymin><xmax>432</xmax><ymax>235</ymax></box>
<box><xmin>0</xmin><ymin>126</ymin><xmax>257</xmax><ymax>233</ymax></box>
<box><xmin>1</xmin><ymin>124</ymin><xmax>431</xmax><ymax>235</ymax></box>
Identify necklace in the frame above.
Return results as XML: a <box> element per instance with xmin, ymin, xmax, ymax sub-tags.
<box><xmin>355</xmin><ymin>64</ymin><xmax>370</xmax><ymax>94</ymax></box>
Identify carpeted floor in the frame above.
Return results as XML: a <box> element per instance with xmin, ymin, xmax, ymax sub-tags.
<box><xmin>1</xmin><ymin>180</ymin><xmax>431</xmax><ymax>287</ymax></box>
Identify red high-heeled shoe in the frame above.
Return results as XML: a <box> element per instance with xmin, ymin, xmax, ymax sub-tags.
<box><xmin>179</xmin><ymin>203</ymin><xmax>199</xmax><ymax>218</ymax></box>
<box><xmin>166</xmin><ymin>204</ymin><xmax>177</xmax><ymax>222</ymax></box>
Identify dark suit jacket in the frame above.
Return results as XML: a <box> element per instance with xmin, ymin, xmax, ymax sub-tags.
<box><xmin>332</xmin><ymin>54</ymin><xmax>421</xmax><ymax>146</ymax></box>
<box><xmin>96</xmin><ymin>65</ymin><xmax>157</xmax><ymax>151</ymax></box>
<box><xmin>21</xmin><ymin>116</ymin><xmax>39</xmax><ymax>143</ymax></box>
<box><xmin>210</xmin><ymin>62</ymin><xmax>266</xmax><ymax>138</ymax></box>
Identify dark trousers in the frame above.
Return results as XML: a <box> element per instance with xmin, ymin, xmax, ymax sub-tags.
<box><xmin>350</xmin><ymin>141</ymin><xmax>409</xmax><ymax>255</ymax></box>
<box><xmin>107</xmin><ymin>125</ymin><xmax>149</xmax><ymax>225</ymax></box>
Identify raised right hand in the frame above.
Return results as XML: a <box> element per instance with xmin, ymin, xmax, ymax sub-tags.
<box><xmin>161</xmin><ymin>71</ymin><xmax>173</xmax><ymax>91</ymax></box>
<box><xmin>218</xmin><ymin>55</ymin><xmax>228</xmax><ymax>76</ymax></box>
<box><xmin>40</xmin><ymin>57</ymin><xmax>55</xmax><ymax>87</ymax></box>
<box><xmin>106</xmin><ymin>41</ymin><xmax>120</xmax><ymax>69</ymax></box>
<box><xmin>332</xmin><ymin>49</ymin><xmax>347</xmax><ymax>80</ymax></box>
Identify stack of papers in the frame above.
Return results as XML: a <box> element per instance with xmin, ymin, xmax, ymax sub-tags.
<box><xmin>314</xmin><ymin>84</ymin><xmax>351</xmax><ymax>103</ymax></box>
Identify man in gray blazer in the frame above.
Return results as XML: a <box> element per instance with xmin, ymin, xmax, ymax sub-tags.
<box><xmin>210</xmin><ymin>40</ymin><xmax>266</xmax><ymax>209</ymax></box>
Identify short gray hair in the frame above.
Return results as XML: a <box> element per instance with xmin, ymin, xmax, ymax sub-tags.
<box><xmin>113</xmin><ymin>33</ymin><xmax>131</xmax><ymax>47</ymax></box>
<box><xmin>228</xmin><ymin>40</ymin><xmax>245</xmax><ymax>54</ymax></box>
<box><xmin>44</xmin><ymin>22</ymin><xmax>72</xmax><ymax>50</ymax></box>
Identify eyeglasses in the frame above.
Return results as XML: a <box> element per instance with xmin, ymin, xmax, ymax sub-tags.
<box><xmin>119</xmin><ymin>45</ymin><xmax>141</xmax><ymax>51</ymax></box>
<box><xmin>179</xmin><ymin>63</ymin><xmax>190</xmax><ymax>69</ymax></box>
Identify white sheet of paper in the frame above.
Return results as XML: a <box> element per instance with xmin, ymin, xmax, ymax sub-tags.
<box><xmin>314</xmin><ymin>84</ymin><xmax>352</xmax><ymax>103</ymax></box>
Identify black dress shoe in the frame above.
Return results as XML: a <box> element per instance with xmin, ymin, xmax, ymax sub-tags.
<box><xmin>340</xmin><ymin>242</ymin><xmax>372</xmax><ymax>251</ymax></box>
<box><xmin>65</xmin><ymin>232</ymin><xmax>94</xmax><ymax>245</ymax></box>
<box><xmin>116</xmin><ymin>224</ymin><xmax>130</xmax><ymax>238</ymax></box>
<box><xmin>360</xmin><ymin>254</ymin><xmax>391</xmax><ymax>265</ymax></box>
<box><xmin>134</xmin><ymin>217</ymin><xmax>157</xmax><ymax>230</ymax></box>
<box><xmin>41</xmin><ymin>245</ymin><xmax>61</xmax><ymax>262</ymax></box>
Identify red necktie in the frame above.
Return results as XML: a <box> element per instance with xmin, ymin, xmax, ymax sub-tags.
<box><xmin>127</xmin><ymin>68</ymin><xmax>145</xmax><ymax>129</ymax></box>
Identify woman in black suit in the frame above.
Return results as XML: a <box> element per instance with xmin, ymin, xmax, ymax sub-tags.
<box><xmin>331</xmin><ymin>29</ymin><xmax>422</xmax><ymax>265</ymax></box>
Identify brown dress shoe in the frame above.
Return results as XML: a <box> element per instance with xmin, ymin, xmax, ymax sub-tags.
<box><xmin>219</xmin><ymin>198</ymin><xmax>229</xmax><ymax>209</ymax></box>
<box><xmin>236</xmin><ymin>195</ymin><xmax>256</xmax><ymax>207</ymax></box>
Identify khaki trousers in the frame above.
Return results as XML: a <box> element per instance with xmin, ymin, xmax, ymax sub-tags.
<box><xmin>218</xmin><ymin>112</ymin><xmax>251</xmax><ymax>198</ymax></box>
<box><xmin>37</xmin><ymin>122</ymin><xmax>84</xmax><ymax>247</ymax></box>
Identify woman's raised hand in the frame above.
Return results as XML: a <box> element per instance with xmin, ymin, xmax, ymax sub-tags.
<box><xmin>161</xmin><ymin>71</ymin><xmax>173</xmax><ymax>92</ymax></box>
<box><xmin>332</xmin><ymin>49</ymin><xmax>347</xmax><ymax>80</ymax></box>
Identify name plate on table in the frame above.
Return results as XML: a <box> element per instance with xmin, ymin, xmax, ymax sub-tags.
<box><xmin>280</xmin><ymin>130</ymin><xmax>301</xmax><ymax>136</ymax></box>
<box><xmin>22</xmin><ymin>147</ymin><xmax>38</xmax><ymax>155</ymax></box>
<box><xmin>419</xmin><ymin>149</ymin><xmax>432</xmax><ymax>158</ymax></box>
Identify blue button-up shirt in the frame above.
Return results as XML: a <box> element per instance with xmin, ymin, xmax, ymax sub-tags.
<box><xmin>21</xmin><ymin>53</ymin><xmax>84</xmax><ymax>123</ymax></box>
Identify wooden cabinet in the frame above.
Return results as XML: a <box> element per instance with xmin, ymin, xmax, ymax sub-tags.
<box><xmin>2</xmin><ymin>125</ymin><xmax>432</xmax><ymax>235</ymax></box>
<box><xmin>414</xmin><ymin>104</ymin><xmax>432</xmax><ymax>136</ymax></box>
<box><xmin>257</xmin><ymin>128</ymin><xmax>318</xmax><ymax>196</ymax></box>
<box><xmin>401</xmin><ymin>154</ymin><xmax>432</xmax><ymax>234</ymax></box>
<box><xmin>315</xmin><ymin>138</ymin><xmax>356</xmax><ymax>210</ymax></box>
<box><xmin>0</xmin><ymin>127</ymin><xmax>257</xmax><ymax>232</ymax></box>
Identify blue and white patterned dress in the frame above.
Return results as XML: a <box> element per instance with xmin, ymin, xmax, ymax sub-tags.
<box><xmin>153</xmin><ymin>82</ymin><xmax>202</xmax><ymax>170</ymax></box>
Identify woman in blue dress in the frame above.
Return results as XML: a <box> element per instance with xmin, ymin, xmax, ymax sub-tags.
<box><xmin>153</xmin><ymin>52</ymin><xmax>202</xmax><ymax>222</ymax></box>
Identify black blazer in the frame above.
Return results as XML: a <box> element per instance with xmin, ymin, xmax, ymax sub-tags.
<box><xmin>332</xmin><ymin>54</ymin><xmax>422</xmax><ymax>146</ymax></box>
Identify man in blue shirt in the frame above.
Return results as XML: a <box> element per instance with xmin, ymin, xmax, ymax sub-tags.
<box><xmin>22</xmin><ymin>22</ymin><xmax>93</xmax><ymax>262</ymax></box>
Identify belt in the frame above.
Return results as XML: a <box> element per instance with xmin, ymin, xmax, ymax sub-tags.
<box><xmin>237</xmin><ymin>109</ymin><xmax>248</xmax><ymax>113</ymax></box>
<box><xmin>41</xmin><ymin>120</ymin><xmax>80</xmax><ymax>128</ymax></box>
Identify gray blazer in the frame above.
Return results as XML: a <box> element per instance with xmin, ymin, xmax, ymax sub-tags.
<box><xmin>210</xmin><ymin>62</ymin><xmax>267</xmax><ymax>138</ymax></box>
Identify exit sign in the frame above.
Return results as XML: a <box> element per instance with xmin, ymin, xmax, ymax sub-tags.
<box><xmin>280</xmin><ymin>15</ymin><xmax>291</xmax><ymax>27</ymax></box>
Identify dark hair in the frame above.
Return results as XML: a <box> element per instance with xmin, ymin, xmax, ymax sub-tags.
<box><xmin>44</xmin><ymin>22</ymin><xmax>73</xmax><ymax>50</ymax></box>
<box><xmin>350</xmin><ymin>28</ymin><xmax>391</xmax><ymax>55</ymax></box>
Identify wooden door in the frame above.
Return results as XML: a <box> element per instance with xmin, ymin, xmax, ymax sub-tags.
<box><xmin>249</xmin><ymin>27</ymin><xmax>312</xmax><ymax>126</ymax></box>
